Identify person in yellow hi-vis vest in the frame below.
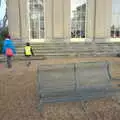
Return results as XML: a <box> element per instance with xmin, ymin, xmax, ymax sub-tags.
<box><xmin>24</xmin><ymin>42</ymin><xmax>34</xmax><ymax>66</ymax></box>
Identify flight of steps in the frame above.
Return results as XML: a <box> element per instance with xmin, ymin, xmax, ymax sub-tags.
<box><xmin>14</xmin><ymin>42</ymin><xmax>120</xmax><ymax>60</ymax></box>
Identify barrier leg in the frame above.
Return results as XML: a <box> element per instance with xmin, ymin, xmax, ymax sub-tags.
<box><xmin>37</xmin><ymin>100</ymin><xmax>44</xmax><ymax>112</ymax></box>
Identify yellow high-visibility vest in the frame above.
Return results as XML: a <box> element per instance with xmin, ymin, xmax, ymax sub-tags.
<box><xmin>24</xmin><ymin>46</ymin><xmax>32</xmax><ymax>55</ymax></box>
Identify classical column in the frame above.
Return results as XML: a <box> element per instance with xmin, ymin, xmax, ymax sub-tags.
<box><xmin>86</xmin><ymin>0</ymin><xmax>95</xmax><ymax>39</ymax></box>
<box><xmin>63</xmin><ymin>0</ymin><xmax>71</xmax><ymax>40</ymax></box>
<box><xmin>7</xmin><ymin>0</ymin><xmax>20</xmax><ymax>39</ymax></box>
<box><xmin>19</xmin><ymin>0</ymin><xmax>28</xmax><ymax>41</ymax></box>
<box><xmin>44</xmin><ymin>0</ymin><xmax>71</xmax><ymax>41</ymax></box>
<box><xmin>95</xmin><ymin>0</ymin><xmax>112</xmax><ymax>42</ymax></box>
<box><xmin>86</xmin><ymin>0</ymin><xmax>112</xmax><ymax>42</ymax></box>
<box><xmin>44</xmin><ymin>0</ymin><xmax>53</xmax><ymax>40</ymax></box>
<box><xmin>53</xmin><ymin>0</ymin><xmax>64</xmax><ymax>39</ymax></box>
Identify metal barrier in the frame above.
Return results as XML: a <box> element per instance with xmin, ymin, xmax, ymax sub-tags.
<box><xmin>37</xmin><ymin>61</ymin><xmax>120</xmax><ymax>111</ymax></box>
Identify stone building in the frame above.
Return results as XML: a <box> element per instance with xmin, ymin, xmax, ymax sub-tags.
<box><xmin>7</xmin><ymin>0</ymin><xmax>112</xmax><ymax>42</ymax></box>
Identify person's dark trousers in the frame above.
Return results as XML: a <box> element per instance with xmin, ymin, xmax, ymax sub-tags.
<box><xmin>7</xmin><ymin>56</ymin><xmax>12</xmax><ymax>68</ymax></box>
<box><xmin>25</xmin><ymin>56</ymin><xmax>31</xmax><ymax>67</ymax></box>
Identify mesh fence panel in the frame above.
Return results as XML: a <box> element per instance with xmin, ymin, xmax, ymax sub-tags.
<box><xmin>37</xmin><ymin>62</ymin><xmax>113</xmax><ymax>97</ymax></box>
<box><xmin>76</xmin><ymin>62</ymin><xmax>111</xmax><ymax>89</ymax></box>
<box><xmin>37</xmin><ymin>62</ymin><xmax>120</xmax><ymax>110</ymax></box>
<box><xmin>38</xmin><ymin>64</ymin><xmax>75</xmax><ymax>97</ymax></box>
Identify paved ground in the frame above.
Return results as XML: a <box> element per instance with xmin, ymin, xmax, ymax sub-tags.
<box><xmin>0</xmin><ymin>57</ymin><xmax>120</xmax><ymax>120</ymax></box>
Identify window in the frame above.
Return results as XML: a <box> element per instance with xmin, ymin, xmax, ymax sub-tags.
<box><xmin>29</xmin><ymin>0</ymin><xmax>44</xmax><ymax>39</ymax></box>
<box><xmin>71</xmin><ymin>0</ymin><xmax>87</xmax><ymax>38</ymax></box>
<box><xmin>111</xmin><ymin>0</ymin><xmax>120</xmax><ymax>38</ymax></box>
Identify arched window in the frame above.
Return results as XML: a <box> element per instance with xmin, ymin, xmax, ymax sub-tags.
<box><xmin>29</xmin><ymin>0</ymin><xmax>44</xmax><ymax>40</ymax></box>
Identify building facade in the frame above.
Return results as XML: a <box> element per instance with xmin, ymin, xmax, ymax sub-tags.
<box><xmin>7</xmin><ymin>0</ymin><xmax>112</xmax><ymax>42</ymax></box>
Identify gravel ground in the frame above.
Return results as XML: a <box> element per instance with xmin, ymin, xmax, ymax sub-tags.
<box><xmin>0</xmin><ymin>57</ymin><xmax>120</xmax><ymax>120</ymax></box>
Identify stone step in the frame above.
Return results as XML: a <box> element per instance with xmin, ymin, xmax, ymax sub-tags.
<box><xmin>16</xmin><ymin>49</ymin><xmax>119</xmax><ymax>54</ymax></box>
<box><xmin>16</xmin><ymin>46</ymin><xmax>120</xmax><ymax>51</ymax></box>
<box><xmin>14</xmin><ymin>42</ymin><xmax>120</xmax><ymax>58</ymax></box>
<box><xmin>0</xmin><ymin>56</ymin><xmax>46</xmax><ymax>62</ymax></box>
<box><xmin>16</xmin><ymin>49</ymin><xmax>95</xmax><ymax>53</ymax></box>
<box><xmin>15</xmin><ymin>42</ymin><xmax>120</xmax><ymax>47</ymax></box>
<box><xmin>16</xmin><ymin>52</ymin><xmax>117</xmax><ymax>57</ymax></box>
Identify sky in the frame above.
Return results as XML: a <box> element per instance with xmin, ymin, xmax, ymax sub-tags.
<box><xmin>0</xmin><ymin>0</ymin><xmax>6</xmax><ymax>20</ymax></box>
